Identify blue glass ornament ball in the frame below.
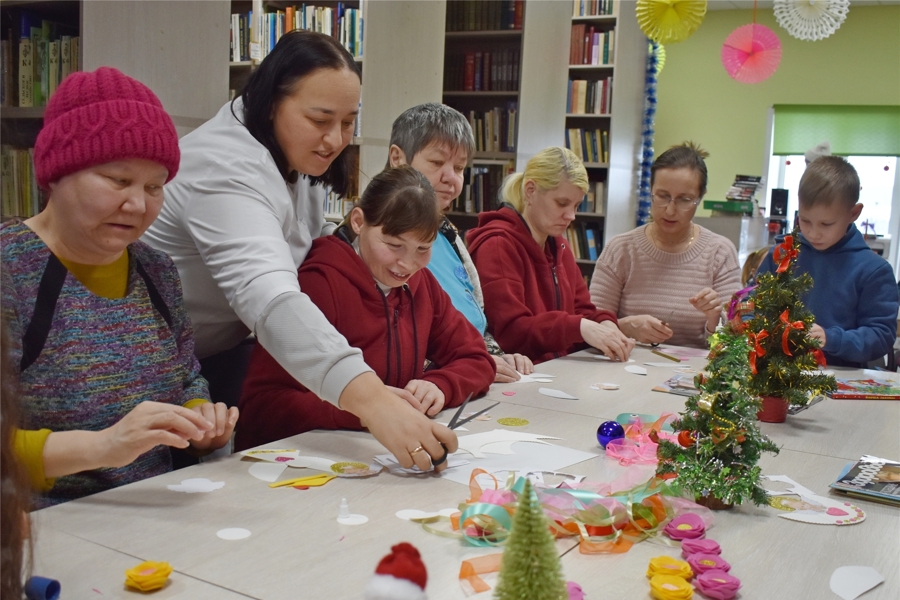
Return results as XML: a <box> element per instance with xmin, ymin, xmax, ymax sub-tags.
<box><xmin>597</xmin><ymin>421</ymin><xmax>625</xmax><ymax>448</ymax></box>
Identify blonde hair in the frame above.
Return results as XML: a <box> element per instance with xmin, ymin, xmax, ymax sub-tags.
<box><xmin>501</xmin><ymin>147</ymin><xmax>589</xmax><ymax>212</ymax></box>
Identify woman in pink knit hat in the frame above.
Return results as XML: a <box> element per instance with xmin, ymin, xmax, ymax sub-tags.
<box><xmin>589</xmin><ymin>143</ymin><xmax>741</xmax><ymax>348</ymax></box>
<box><xmin>1</xmin><ymin>67</ymin><xmax>237</xmax><ymax>507</ymax></box>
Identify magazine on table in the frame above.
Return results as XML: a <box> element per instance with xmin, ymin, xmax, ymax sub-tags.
<box><xmin>829</xmin><ymin>455</ymin><xmax>900</xmax><ymax>506</ymax></box>
<box><xmin>829</xmin><ymin>370</ymin><xmax>900</xmax><ymax>400</ymax></box>
<box><xmin>652</xmin><ymin>373</ymin><xmax>699</xmax><ymax>397</ymax></box>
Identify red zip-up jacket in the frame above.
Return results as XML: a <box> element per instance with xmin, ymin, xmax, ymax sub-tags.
<box><xmin>235</xmin><ymin>230</ymin><xmax>495</xmax><ymax>450</ymax></box>
<box><xmin>466</xmin><ymin>204</ymin><xmax>616</xmax><ymax>363</ymax></box>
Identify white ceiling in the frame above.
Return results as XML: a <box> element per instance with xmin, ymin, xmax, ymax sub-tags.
<box><xmin>706</xmin><ymin>0</ymin><xmax>893</xmax><ymax>10</ymax></box>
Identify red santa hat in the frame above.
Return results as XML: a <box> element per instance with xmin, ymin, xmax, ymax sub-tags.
<box><xmin>363</xmin><ymin>543</ymin><xmax>427</xmax><ymax>600</ymax></box>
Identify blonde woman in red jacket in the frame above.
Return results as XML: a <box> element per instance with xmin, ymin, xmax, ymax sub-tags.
<box><xmin>236</xmin><ymin>166</ymin><xmax>495</xmax><ymax>451</ymax></box>
<box><xmin>467</xmin><ymin>147</ymin><xmax>634</xmax><ymax>364</ymax></box>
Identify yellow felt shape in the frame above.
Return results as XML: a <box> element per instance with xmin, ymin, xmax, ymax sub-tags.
<box><xmin>647</xmin><ymin>555</ymin><xmax>693</xmax><ymax>580</ymax></box>
<box><xmin>125</xmin><ymin>561</ymin><xmax>173</xmax><ymax>592</ymax></box>
<box><xmin>649</xmin><ymin>574</ymin><xmax>694</xmax><ymax>600</ymax></box>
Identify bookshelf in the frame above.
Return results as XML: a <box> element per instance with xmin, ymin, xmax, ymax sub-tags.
<box><xmin>442</xmin><ymin>0</ymin><xmax>523</xmax><ymax>231</ymax></box>
<box><xmin>1</xmin><ymin>0</ymin><xmax>229</xmax><ymax>220</ymax></box>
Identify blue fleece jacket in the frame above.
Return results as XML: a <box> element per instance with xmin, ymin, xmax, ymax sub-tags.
<box><xmin>759</xmin><ymin>224</ymin><xmax>898</xmax><ymax>367</ymax></box>
<box><xmin>427</xmin><ymin>232</ymin><xmax>488</xmax><ymax>335</ymax></box>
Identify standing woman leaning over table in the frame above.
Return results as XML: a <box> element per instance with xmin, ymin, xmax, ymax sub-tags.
<box><xmin>1</xmin><ymin>68</ymin><xmax>236</xmax><ymax>508</ymax></box>
<box><xmin>142</xmin><ymin>31</ymin><xmax>457</xmax><ymax>471</ymax></box>
<box><xmin>466</xmin><ymin>147</ymin><xmax>634</xmax><ymax>364</ymax></box>
<box><xmin>589</xmin><ymin>143</ymin><xmax>741</xmax><ymax>348</ymax></box>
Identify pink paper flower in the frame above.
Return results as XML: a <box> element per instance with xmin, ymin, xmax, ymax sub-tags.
<box><xmin>687</xmin><ymin>553</ymin><xmax>731</xmax><ymax>575</ymax></box>
<box><xmin>694</xmin><ymin>570</ymin><xmax>741</xmax><ymax>600</ymax></box>
<box><xmin>664</xmin><ymin>513</ymin><xmax>706</xmax><ymax>540</ymax></box>
<box><xmin>681</xmin><ymin>538</ymin><xmax>721</xmax><ymax>557</ymax></box>
<box><xmin>567</xmin><ymin>581</ymin><xmax>585</xmax><ymax>600</ymax></box>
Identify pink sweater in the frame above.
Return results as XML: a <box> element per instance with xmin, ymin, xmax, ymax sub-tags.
<box><xmin>589</xmin><ymin>225</ymin><xmax>741</xmax><ymax>348</ymax></box>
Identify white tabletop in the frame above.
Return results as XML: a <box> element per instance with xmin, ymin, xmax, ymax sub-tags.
<box><xmin>32</xmin><ymin>346</ymin><xmax>900</xmax><ymax>599</ymax></box>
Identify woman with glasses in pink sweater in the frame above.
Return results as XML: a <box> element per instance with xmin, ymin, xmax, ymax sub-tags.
<box><xmin>589</xmin><ymin>143</ymin><xmax>741</xmax><ymax>348</ymax></box>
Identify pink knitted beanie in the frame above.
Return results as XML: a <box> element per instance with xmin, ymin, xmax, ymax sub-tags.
<box><xmin>34</xmin><ymin>66</ymin><xmax>179</xmax><ymax>189</ymax></box>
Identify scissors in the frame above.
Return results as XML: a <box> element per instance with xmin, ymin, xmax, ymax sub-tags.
<box><xmin>432</xmin><ymin>394</ymin><xmax>500</xmax><ymax>466</ymax></box>
<box><xmin>650</xmin><ymin>309</ymin><xmax>675</xmax><ymax>348</ymax></box>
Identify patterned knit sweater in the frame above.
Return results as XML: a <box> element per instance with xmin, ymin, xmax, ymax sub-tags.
<box><xmin>1</xmin><ymin>221</ymin><xmax>209</xmax><ymax>507</ymax></box>
<box><xmin>589</xmin><ymin>225</ymin><xmax>741</xmax><ymax>348</ymax></box>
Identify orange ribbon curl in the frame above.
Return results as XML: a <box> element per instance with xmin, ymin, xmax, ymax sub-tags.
<box><xmin>779</xmin><ymin>310</ymin><xmax>805</xmax><ymax>356</ymax></box>
<box><xmin>773</xmin><ymin>235</ymin><xmax>798</xmax><ymax>273</ymax></box>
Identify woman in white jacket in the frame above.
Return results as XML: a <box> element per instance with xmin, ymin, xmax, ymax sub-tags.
<box><xmin>144</xmin><ymin>31</ymin><xmax>458</xmax><ymax>471</ymax></box>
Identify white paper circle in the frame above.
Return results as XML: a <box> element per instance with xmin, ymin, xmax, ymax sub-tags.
<box><xmin>337</xmin><ymin>514</ymin><xmax>369</xmax><ymax>525</ymax></box>
<box><xmin>217</xmin><ymin>528</ymin><xmax>251</xmax><ymax>540</ymax></box>
<box><xmin>395</xmin><ymin>509</ymin><xmax>428</xmax><ymax>521</ymax></box>
<box><xmin>248</xmin><ymin>462</ymin><xmax>288</xmax><ymax>482</ymax></box>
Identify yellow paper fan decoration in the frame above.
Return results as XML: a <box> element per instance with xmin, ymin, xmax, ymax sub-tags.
<box><xmin>657</xmin><ymin>44</ymin><xmax>667</xmax><ymax>73</ymax></box>
<box><xmin>637</xmin><ymin>0</ymin><xmax>708</xmax><ymax>45</ymax></box>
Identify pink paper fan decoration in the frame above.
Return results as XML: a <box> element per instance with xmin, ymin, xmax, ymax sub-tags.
<box><xmin>721</xmin><ymin>23</ymin><xmax>782</xmax><ymax>84</ymax></box>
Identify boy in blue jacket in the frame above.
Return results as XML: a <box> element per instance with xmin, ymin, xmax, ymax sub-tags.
<box><xmin>759</xmin><ymin>156</ymin><xmax>898</xmax><ymax>367</ymax></box>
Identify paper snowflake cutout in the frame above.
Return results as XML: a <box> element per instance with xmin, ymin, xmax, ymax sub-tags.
<box><xmin>774</xmin><ymin>0</ymin><xmax>849</xmax><ymax>42</ymax></box>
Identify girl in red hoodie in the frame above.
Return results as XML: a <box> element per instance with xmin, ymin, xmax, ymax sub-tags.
<box><xmin>466</xmin><ymin>147</ymin><xmax>634</xmax><ymax>364</ymax></box>
<box><xmin>236</xmin><ymin>167</ymin><xmax>495</xmax><ymax>450</ymax></box>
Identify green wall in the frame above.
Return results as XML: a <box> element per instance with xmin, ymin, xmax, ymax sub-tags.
<box><xmin>654</xmin><ymin>4</ymin><xmax>900</xmax><ymax>210</ymax></box>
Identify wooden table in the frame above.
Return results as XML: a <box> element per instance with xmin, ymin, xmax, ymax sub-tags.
<box><xmin>32</xmin><ymin>347</ymin><xmax>900</xmax><ymax>599</ymax></box>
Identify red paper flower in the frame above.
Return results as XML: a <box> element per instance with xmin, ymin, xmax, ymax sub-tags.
<box><xmin>681</xmin><ymin>538</ymin><xmax>721</xmax><ymax>558</ymax></box>
<box><xmin>687</xmin><ymin>553</ymin><xmax>731</xmax><ymax>574</ymax></box>
<box><xmin>694</xmin><ymin>569</ymin><xmax>741</xmax><ymax>599</ymax></box>
<box><xmin>663</xmin><ymin>513</ymin><xmax>706</xmax><ymax>540</ymax></box>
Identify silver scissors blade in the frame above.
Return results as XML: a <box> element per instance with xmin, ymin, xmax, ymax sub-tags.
<box><xmin>451</xmin><ymin>401</ymin><xmax>500</xmax><ymax>430</ymax></box>
<box><xmin>447</xmin><ymin>393</ymin><xmax>474</xmax><ymax>430</ymax></box>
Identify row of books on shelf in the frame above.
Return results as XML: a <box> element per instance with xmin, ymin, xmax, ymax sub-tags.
<box><xmin>323</xmin><ymin>191</ymin><xmax>354</xmax><ymax>221</ymax></box>
<box><xmin>467</xmin><ymin>104</ymin><xmax>517</xmax><ymax>153</ymax></box>
<box><xmin>573</xmin><ymin>0</ymin><xmax>616</xmax><ymax>17</ymax></box>
<box><xmin>725</xmin><ymin>174</ymin><xmax>762</xmax><ymax>201</ymax></box>
<box><xmin>446</xmin><ymin>0</ymin><xmax>524</xmax><ymax>32</ymax></box>
<box><xmin>565</xmin><ymin>221</ymin><xmax>603</xmax><ymax>262</ymax></box>
<box><xmin>577</xmin><ymin>181</ymin><xmax>606</xmax><ymax>215</ymax></box>
<box><xmin>229</xmin><ymin>3</ymin><xmax>363</xmax><ymax>63</ymax></box>
<box><xmin>570</xmin><ymin>24</ymin><xmax>615</xmax><ymax>66</ymax></box>
<box><xmin>449</xmin><ymin>163</ymin><xmax>512</xmax><ymax>215</ymax></box>
<box><xmin>1</xmin><ymin>146</ymin><xmax>43</xmax><ymax>220</ymax></box>
<box><xmin>445</xmin><ymin>49</ymin><xmax>520</xmax><ymax>92</ymax></box>
<box><xmin>1</xmin><ymin>12</ymin><xmax>80</xmax><ymax>108</ymax></box>
<box><xmin>567</xmin><ymin>77</ymin><xmax>613</xmax><ymax>115</ymax></box>
<box><xmin>565</xmin><ymin>128</ymin><xmax>609</xmax><ymax>164</ymax></box>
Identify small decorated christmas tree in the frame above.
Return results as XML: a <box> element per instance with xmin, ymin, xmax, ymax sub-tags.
<box><xmin>745</xmin><ymin>231</ymin><xmax>836</xmax><ymax>407</ymax></box>
<box><xmin>656</xmin><ymin>290</ymin><xmax>779</xmax><ymax>507</ymax></box>
<box><xmin>494</xmin><ymin>479</ymin><xmax>567</xmax><ymax>600</ymax></box>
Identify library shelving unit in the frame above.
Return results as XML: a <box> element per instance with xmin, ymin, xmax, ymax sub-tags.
<box><xmin>227</xmin><ymin>0</ymin><xmax>445</xmax><ymax>220</ymax></box>
<box><xmin>1</xmin><ymin>0</ymin><xmax>228</xmax><ymax>220</ymax></box>
<box><xmin>564</xmin><ymin>2</ymin><xmax>617</xmax><ymax>276</ymax></box>
<box><xmin>442</xmin><ymin>0</ymin><xmax>523</xmax><ymax>234</ymax></box>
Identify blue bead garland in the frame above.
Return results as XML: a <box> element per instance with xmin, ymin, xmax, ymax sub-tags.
<box><xmin>636</xmin><ymin>41</ymin><xmax>660</xmax><ymax>226</ymax></box>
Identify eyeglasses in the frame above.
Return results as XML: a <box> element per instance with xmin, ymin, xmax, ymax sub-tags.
<box><xmin>651</xmin><ymin>192</ymin><xmax>701</xmax><ymax>212</ymax></box>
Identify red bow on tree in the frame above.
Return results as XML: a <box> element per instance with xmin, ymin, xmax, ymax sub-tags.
<box><xmin>773</xmin><ymin>236</ymin><xmax>798</xmax><ymax>273</ymax></box>
<box><xmin>748</xmin><ymin>330</ymin><xmax>769</xmax><ymax>374</ymax></box>
<box><xmin>780</xmin><ymin>309</ymin><xmax>805</xmax><ymax>356</ymax></box>
<box><xmin>812</xmin><ymin>348</ymin><xmax>827</xmax><ymax>367</ymax></box>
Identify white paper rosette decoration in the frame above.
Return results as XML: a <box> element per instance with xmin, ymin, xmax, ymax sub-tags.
<box><xmin>773</xmin><ymin>0</ymin><xmax>849</xmax><ymax>41</ymax></box>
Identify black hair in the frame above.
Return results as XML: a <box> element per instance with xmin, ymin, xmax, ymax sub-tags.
<box><xmin>237</xmin><ymin>30</ymin><xmax>360</xmax><ymax>196</ymax></box>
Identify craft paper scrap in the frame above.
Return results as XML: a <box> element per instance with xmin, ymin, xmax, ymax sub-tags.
<box><xmin>829</xmin><ymin>566</ymin><xmax>884</xmax><ymax>600</ymax></box>
<box><xmin>644</xmin><ymin>362</ymin><xmax>683</xmax><ymax>368</ymax></box>
<box><xmin>656</xmin><ymin>345</ymin><xmax>710</xmax><ymax>359</ymax></box>
<box><xmin>539</xmin><ymin>387</ymin><xmax>578</xmax><ymax>400</ymax></box>
<box><xmin>166</xmin><ymin>478</ymin><xmax>225</xmax><ymax>493</ymax></box>
<box><xmin>455</xmin><ymin>429</ymin><xmax>560</xmax><ymax>458</ymax></box>
<box><xmin>216</xmin><ymin>528</ymin><xmax>251</xmax><ymax>540</ymax></box>
<box><xmin>436</xmin><ymin>421</ymin><xmax>469</xmax><ymax>431</ymax></box>
<box><xmin>240</xmin><ymin>449</ymin><xmax>382</xmax><ymax>477</ymax></box>
<box><xmin>248</xmin><ymin>462</ymin><xmax>288</xmax><ymax>482</ymax></box>
<box><xmin>594</xmin><ymin>355</ymin><xmax>635</xmax><ymax>363</ymax></box>
<box><xmin>624</xmin><ymin>365</ymin><xmax>648</xmax><ymax>375</ymax></box>
<box><xmin>441</xmin><ymin>438</ymin><xmax>598</xmax><ymax>487</ymax></box>
<box><xmin>395</xmin><ymin>508</ymin><xmax>459</xmax><ymax>521</ymax></box>
<box><xmin>590</xmin><ymin>383</ymin><xmax>619</xmax><ymax>390</ymax></box>
<box><xmin>512</xmin><ymin>372</ymin><xmax>557</xmax><ymax>384</ymax></box>
<box><xmin>764</xmin><ymin>475</ymin><xmax>865</xmax><ymax>526</ymax></box>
